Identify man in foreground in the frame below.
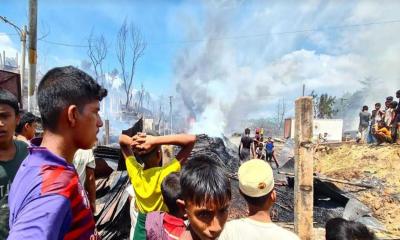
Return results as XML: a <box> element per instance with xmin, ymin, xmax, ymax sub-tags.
<box><xmin>0</xmin><ymin>89</ymin><xmax>29</xmax><ymax>239</ymax></box>
<box><xmin>219</xmin><ymin>159</ymin><xmax>299</xmax><ymax>240</ymax></box>
<box><xmin>8</xmin><ymin>66</ymin><xmax>107</xmax><ymax>239</ymax></box>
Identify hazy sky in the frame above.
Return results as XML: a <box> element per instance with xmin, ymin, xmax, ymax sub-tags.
<box><xmin>1</xmin><ymin>0</ymin><xmax>400</xmax><ymax>133</ymax></box>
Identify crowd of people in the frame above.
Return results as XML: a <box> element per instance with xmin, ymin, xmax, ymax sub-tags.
<box><xmin>358</xmin><ymin>91</ymin><xmax>400</xmax><ymax>145</ymax></box>
<box><xmin>0</xmin><ymin>66</ymin><xmax>377</xmax><ymax>239</ymax></box>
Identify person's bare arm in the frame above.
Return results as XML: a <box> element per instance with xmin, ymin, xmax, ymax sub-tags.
<box><xmin>251</xmin><ymin>142</ymin><xmax>256</xmax><ymax>158</ymax></box>
<box><xmin>85</xmin><ymin>167</ymin><xmax>96</xmax><ymax>213</ymax></box>
<box><xmin>136</xmin><ymin>134</ymin><xmax>196</xmax><ymax>164</ymax></box>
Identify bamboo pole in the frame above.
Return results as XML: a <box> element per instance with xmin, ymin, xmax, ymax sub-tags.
<box><xmin>294</xmin><ymin>96</ymin><xmax>314</xmax><ymax>240</ymax></box>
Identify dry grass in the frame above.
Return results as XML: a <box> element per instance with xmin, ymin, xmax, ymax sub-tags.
<box><xmin>315</xmin><ymin>143</ymin><xmax>400</xmax><ymax>236</ymax></box>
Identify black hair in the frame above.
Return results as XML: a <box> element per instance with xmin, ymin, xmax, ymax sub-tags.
<box><xmin>362</xmin><ymin>105</ymin><xmax>368</xmax><ymax>111</ymax></box>
<box><xmin>161</xmin><ymin>172</ymin><xmax>181</xmax><ymax>215</ymax></box>
<box><xmin>325</xmin><ymin>218</ymin><xmax>376</xmax><ymax>240</ymax></box>
<box><xmin>244</xmin><ymin>128</ymin><xmax>250</xmax><ymax>135</ymax></box>
<box><xmin>15</xmin><ymin>111</ymin><xmax>40</xmax><ymax>134</ymax></box>
<box><xmin>374</xmin><ymin>103</ymin><xmax>381</xmax><ymax>107</ymax></box>
<box><xmin>37</xmin><ymin>66</ymin><xmax>107</xmax><ymax>131</ymax></box>
<box><xmin>0</xmin><ymin>88</ymin><xmax>19</xmax><ymax>114</ymax></box>
<box><xmin>386</xmin><ymin>96</ymin><xmax>393</xmax><ymax>101</ymax></box>
<box><xmin>240</xmin><ymin>190</ymin><xmax>272</xmax><ymax>207</ymax></box>
<box><xmin>390</xmin><ymin>101</ymin><xmax>398</xmax><ymax>109</ymax></box>
<box><xmin>396</xmin><ymin>90</ymin><xmax>400</xmax><ymax>96</ymax></box>
<box><xmin>180</xmin><ymin>154</ymin><xmax>231</xmax><ymax>207</ymax></box>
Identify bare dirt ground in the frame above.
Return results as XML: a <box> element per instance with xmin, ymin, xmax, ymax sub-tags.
<box><xmin>315</xmin><ymin>143</ymin><xmax>400</xmax><ymax>238</ymax></box>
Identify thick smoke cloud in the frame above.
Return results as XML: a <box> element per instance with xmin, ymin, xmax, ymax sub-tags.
<box><xmin>173</xmin><ymin>1</ymin><xmax>400</xmax><ymax>135</ymax></box>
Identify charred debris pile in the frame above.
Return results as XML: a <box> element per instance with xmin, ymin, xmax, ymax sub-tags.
<box><xmin>93</xmin><ymin>124</ymin><xmax>379</xmax><ymax>239</ymax></box>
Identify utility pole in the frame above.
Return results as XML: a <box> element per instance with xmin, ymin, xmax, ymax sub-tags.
<box><xmin>302</xmin><ymin>84</ymin><xmax>306</xmax><ymax>96</ymax></box>
<box><xmin>294</xmin><ymin>96</ymin><xmax>314</xmax><ymax>240</ymax></box>
<box><xmin>0</xmin><ymin>16</ymin><xmax>28</xmax><ymax>109</ymax></box>
<box><xmin>169</xmin><ymin>96</ymin><xmax>173</xmax><ymax>134</ymax></box>
<box><xmin>28</xmin><ymin>0</ymin><xmax>38</xmax><ymax>112</ymax></box>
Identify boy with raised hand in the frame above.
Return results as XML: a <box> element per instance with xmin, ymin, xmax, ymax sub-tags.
<box><xmin>0</xmin><ymin>89</ymin><xmax>28</xmax><ymax>239</ymax></box>
<box><xmin>119</xmin><ymin>132</ymin><xmax>196</xmax><ymax>240</ymax></box>
<box><xmin>8</xmin><ymin>66</ymin><xmax>107</xmax><ymax>240</ymax></box>
<box><xmin>219</xmin><ymin>159</ymin><xmax>299</xmax><ymax>240</ymax></box>
<box><xmin>178</xmin><ymin>154</ymin><xmax>231</xmax><ymax>240</ymax></box>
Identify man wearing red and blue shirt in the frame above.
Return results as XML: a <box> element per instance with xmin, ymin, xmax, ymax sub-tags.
<box><xmin>8</xmin><ymin>66</ymin><xmax>107</xmax><ymax>240</ymax></box>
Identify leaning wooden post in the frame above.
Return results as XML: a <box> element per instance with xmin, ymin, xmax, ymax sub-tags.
<box><xmin>294</xmin><ymin>96</ymin><xmax>314</xmax><ymax>240</ymax></box>
<box><xmin>105</xmin><ymin>119</ymin><xmax>110</xmax><ymax>145</ymax></box>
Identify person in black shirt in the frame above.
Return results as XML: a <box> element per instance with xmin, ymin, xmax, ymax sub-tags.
<box><xmin>239</xmin><ymin>128</ymin><xmax>255</xmax><ymax>163</ymax></box>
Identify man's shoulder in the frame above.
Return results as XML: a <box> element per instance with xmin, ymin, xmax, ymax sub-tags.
<box><xmin>40</xmin><ymin>165</ymin><xmax>81</xmax><ymax>198</ymax></box>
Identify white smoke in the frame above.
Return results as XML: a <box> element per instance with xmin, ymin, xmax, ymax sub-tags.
<box><xmin>173</xmin><ymin>1</ymin><xmax>400</xmax><ymax>135</ymax></box>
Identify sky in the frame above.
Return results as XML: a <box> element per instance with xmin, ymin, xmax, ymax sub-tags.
<box><xmin>1</xmin><ymin>0</ymin><xmax>400</xmax><ymax>134</ymax></box>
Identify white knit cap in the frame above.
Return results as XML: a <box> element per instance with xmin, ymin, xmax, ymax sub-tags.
<box><xmin>238</xmin><ymin>159</ymin><xmax>274</xmax><ymax>197</ymax></box>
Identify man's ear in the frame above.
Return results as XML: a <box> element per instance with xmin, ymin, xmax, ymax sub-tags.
<box><xmin>177</xmin><ymin>199</ymin><xmax>185</xmax><ymax>208</ymax></box>
<box><xmin>270</xmin><ymin>189</ymin><xmax>277</xmax><ymax>203</ymax></box>
<box><xmin>67</xmin><ymin>105</ymin><xmax>79</xmax><ymax>127</ymax></box>
<box><xmin>176</xmin><ymin>199</ymin><xmax>187</xmax><ymax>217</ymax></box>
<box><xmin>24</xmin><ymin>122</ymin><xmax>30</xmax><ymax>131</ymax></box>
<box><xmin>15</xmin><ymin>114</ymin><xmax>20</xmax><ymax>125</ymax></box>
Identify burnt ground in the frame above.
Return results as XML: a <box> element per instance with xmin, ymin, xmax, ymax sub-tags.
<box><xmin>193</xmin><ymin>135</ymin><xmax>346</xmax><ymax>226</ymax></box>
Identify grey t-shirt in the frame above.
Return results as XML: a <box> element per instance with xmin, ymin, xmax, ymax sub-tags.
<box><xmin>0</xmin><ymin>140</ymin><xmax>29</xmax><ymax>238</ymax></box>
<box><xmin>359</xmin><ymin>111</ymin><xmax>371</xmax><ymax>128</ymax></box>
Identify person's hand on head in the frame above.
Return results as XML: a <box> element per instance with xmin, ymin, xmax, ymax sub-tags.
<box><xmin>133</xmin><ymin>134</ymin><xmax>157</xmax><ymax>155</ymax></box>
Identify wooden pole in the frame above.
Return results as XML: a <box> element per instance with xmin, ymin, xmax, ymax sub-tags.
<box><xmin>28</xmin><ymin>0</ymin><xmax>37</xmax><ymax>111</ymax></box>
<box><xmin>294</xmin><ymin>96</ymin><xmax>314</xmax><ymax>240</ymax></box>
<box><xmin>105</xmin><ymin>119</ymin><xmax>110</xmax><ymax>145</ymax></box>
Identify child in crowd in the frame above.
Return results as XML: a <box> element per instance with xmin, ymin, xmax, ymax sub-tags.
<box><xmin>358</xmin><ymin>105</ymin><xmax>371</xmax><ymax>144</ymax></box>
<box><xmin>8</xmin><ymin>66</ymin><xmax>107</xmax><ymax>239</ymax></box>
<box><xmin>0</xmin><ymin>89</ymin><xmax>29</xmax><ymax>239</ymax></box>
<box><xmin>14</xmin><ymin>111</ymin><xmax>40</xmax><ymax>143</ymax></box>
<box><xmin>325</xmin><ymin>217</ymin><xmax>376</xmax><ymax>240</ymax></box>
<box><xmin>146</xmin><ymin>172</ymin><xmax>186</xmax><ymax>240</ymax></box>
<box><xmin>255</xmin><ymin>142</ymin><xmax>264</xmax><ymax>160</ymax></box>
<box><xmin>396</xmin><ymin>90</ymin><xmax>400</xmax><ymax>144</ymax></box>
<box><xmin>374</xmin><ymin>121</ymin><xmax>392</xmax><ymax>145</ymax></box>
<box><xmin>219</xmin><ymin>159</ymin><xmax>299</xmax><ymax>240</ymax></box>
<box><xmin>265</xmin><ymin>137</ymin><xmax>279</xmax><ymax>168</ymax></box>
<box><xmin>119</xmin><ymin>132</ymin><xmax>196</xmax><ymax>240</ymax></box>
<box><xmin>369</xmin><ymin>103</ymin><xmax>384</xmax><ymax>143</ymax></box>
<box><xmin>179</xmin><ymin>154</ymin><xmax>231</xmax><ymax>240</ymax></box>
<box><xmin>389</xmin><ymin>101</ymin><xmax>398</xmax><ymax>142</ymax></box>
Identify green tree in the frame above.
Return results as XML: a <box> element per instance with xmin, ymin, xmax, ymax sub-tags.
<box><xmin>311</xmin><ymin>91</ymin><xmax>338</xmax><ymax>119</ymax></box>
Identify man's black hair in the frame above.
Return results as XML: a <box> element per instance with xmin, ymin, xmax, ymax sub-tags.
<box><xmin>180</xmin><ymin>154</ymin><xmax>231</xmax><ymax>207</ymax></box>
<box><xmin>37</xmin><ymin>66</ymin><xmax>107</xmax><ymax>131</ymax></box>
<box><xmin>386</xmin><ymin>96</ymin><xmax>394</xmax><ymax>101</ymax></box>
<box><xmin>0</xmin><ymin>88</ymin><xmax>19</xmax><ymax>114</ymax></box>
<box><xmin>161</xmin><ymin>172</ymin><xmax>181</xmax><ymax>215</ymax></box>
<box><xmin>375</xmin><ymin>103</ymin><xmax>381</xmax><ymax>107</ymax></box>
<box><xmin>362</xmin><ymin>105</ymin><xmax>368</xmax><ymax>111</ymax></box>
<box><xmin>15</xmin><ymin>111</ymin><xmax>40</xmax><ymax>134</ymax></box>
<box><xmin>390</xmin><ymin>101</ymin><xmax>398</xmax><ymax>109</ymax></box>
<box><xmin>240</xmin><ymin>190</ymin><xmax>272</xmax><ymax>207</ymax></box>
<box><xmin>325</xmin><ymin>217</ymin><xmax>376</xmax><ymax>240</ymax></box>
<box><xmin>244</xmin><ymin>128</ymin><xmax>250</xmax><ymax>135</ymax></box>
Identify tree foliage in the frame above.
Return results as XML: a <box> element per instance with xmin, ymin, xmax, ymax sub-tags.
<box><xmin>311</xmin><ymin>91</ymin><xmax>338</xmax><ymax>119</ymax></box>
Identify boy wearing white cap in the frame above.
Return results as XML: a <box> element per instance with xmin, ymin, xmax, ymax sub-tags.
<box><xmin>219</xmin><ymin>159</ymin><xmax>299</xmax><ymax>240</ymax></box>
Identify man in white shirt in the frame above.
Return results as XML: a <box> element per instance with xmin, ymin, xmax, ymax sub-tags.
<box><xmin>219</xmin><ymin>159</ymin><xmax>299</xmax><ymax>240</ymax></box>
<box><xmin>73</xmin><ymin>149</ymin><xmax>96</xmax><ymax>213</ymax></box>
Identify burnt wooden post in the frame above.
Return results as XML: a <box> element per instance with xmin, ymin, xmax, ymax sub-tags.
<box><xmin>294</xmin><ymin>96</ymin><xmax>314</xmax><ymax>239</ymax></box>
<box><xmin>105</xmin><ymin>119</ymin><xmax>110</xmax><ymax>145</ymax></box>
